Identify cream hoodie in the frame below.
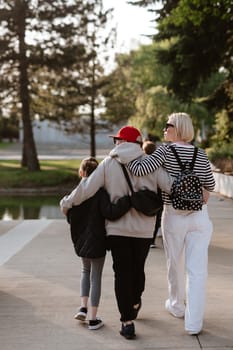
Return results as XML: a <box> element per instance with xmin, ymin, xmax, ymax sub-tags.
<box><xmin>60</xmin><ymin>142</ymin><xmax>173</xmax><ymax>239</ymax></box>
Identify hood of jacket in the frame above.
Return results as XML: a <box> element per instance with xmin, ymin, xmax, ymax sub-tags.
<box><xmin>109</xmin><ymin>142</ymin><xmax>144</xmax><ymax>164</ymax></box>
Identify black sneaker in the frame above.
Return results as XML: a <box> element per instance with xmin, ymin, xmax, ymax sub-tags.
<box><xmin>88</xmin><ymin>318</ymin><xmax>104</xmax><ymax>330</ymax></box>
<box><xmin>132</xmin><ymin>299</ymin><xmax>142</xmax><ymax>320</ymax></box>
<box><xmin>120</xmin><ymin>322</ymin><xmax>136</xmax><ymax>340</ymax></box>
<box><xmin>74</xmin><ymin>307</ymin><xmax>87</xmax><ymax>321</ymax></box>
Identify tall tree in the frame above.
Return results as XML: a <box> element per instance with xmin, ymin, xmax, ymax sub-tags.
<box><xmin>130</xmin><ymin>0</ymin><xmax>233</xmax><ymax>139</ymax></box>
<box><xmin>0</xmin><ymin>0</ymin><xmax>40</xmax><ymax>170</ymax></box>
<box><xmin>0</xmin><ymin>0</ymin><xmax>108</xmax><ymax>170</ymax></box>
<box><xmin>79</xmin><ymin>1</ymin><xmax>115</xmax><ymax>157</ymax></box>
<box><xmin>101</xmin><ymin>52</ymin><xmax>138</xmax><ymax>125</ymax></box>
<box><xmin>130</xmin><ymin>0</ymin><xmax>232</xmax><ymax>101</ymax></box>
<box><xmin>102</xmin><ymin>44</ymin><xmax>174</xmax><ymax>137</ymax></box>
<box><xmin>102</xmin><ymin>42</ymin><xmax>224</xmax><ymax>141</ymax></box>
<box><xmin>155</xmin><ymin>1</ymin><xmax>232</xmax><ymax>99</ymax></box>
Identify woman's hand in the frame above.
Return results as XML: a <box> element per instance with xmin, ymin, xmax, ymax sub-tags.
<box><xmin>202</xmin><ymin>188</ymin><xmax>210</xmax><ymax>204</ymax></box>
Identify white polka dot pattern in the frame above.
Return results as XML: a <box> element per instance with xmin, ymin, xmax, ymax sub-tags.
<box><xmin>171</xmin><ymin>170</ymin><xmax>203</xmax><ymax>211</ymax></box>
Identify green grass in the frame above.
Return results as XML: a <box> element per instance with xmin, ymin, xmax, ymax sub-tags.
<box><xmin>0</xmin><ymin>142</ymin><xmax>11</xmax><ymax>149</ymax></box>
<box><xmin>0</xmin><ymin>159</ymin><xmax>82</xmax><ymax>188</ymax></box>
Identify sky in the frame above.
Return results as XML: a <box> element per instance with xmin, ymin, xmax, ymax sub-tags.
<box><xmin>102</xmin><ymin>0</ymin><xmax>157</xmax><ymax>53</ymax></box>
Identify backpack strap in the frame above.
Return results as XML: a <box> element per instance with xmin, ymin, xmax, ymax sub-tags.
<box><xmin>190</xmin><ymin>147</ymin><xmax>198</xmax><ymax>170</ymax></box>
<box><xmin>169</xmin><ymin>145</ymin><xmax>183</xmax><ymax>169</ymax></box>
<box><xmin>120</xmin><ymin>163</ymin><xmax>134</xmax><ymax>193</ymax></box>
<box><xmin>170</xmin><ymin>145</ymin><xmax>198</xmax><ymax>171</ymax></box>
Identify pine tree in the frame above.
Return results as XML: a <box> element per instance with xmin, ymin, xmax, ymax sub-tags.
<box><xmin>0</xmin><ymin>0</ymin><xmax>111</xmax><ymax>170</ymax></box>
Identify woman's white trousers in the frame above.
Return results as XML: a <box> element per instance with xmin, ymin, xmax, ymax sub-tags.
<box><xmin>162</xmin><ymin>204</ymin><xmax>213</xmax><ymax>333</ymax></box>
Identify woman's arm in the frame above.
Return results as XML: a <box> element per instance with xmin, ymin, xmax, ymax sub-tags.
<box><xmin>128</xmin><ymin>145</ymin><xmax>168</xmax><ymax>176</ymax></box>
<box><xmin>156</xmin><ymin>167</ymin><xmax>174</xmax><ymax>194</ymax></box>
<box><xmin>202</xmin><ymin>153</ymin><xmax>215</xmax><ymax>192</ymax></box>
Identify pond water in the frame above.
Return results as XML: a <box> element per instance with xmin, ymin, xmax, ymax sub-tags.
<box><xmin>0</xmin><ymin>195</ymin><xmax>64</xmax><ymax>220</ymax></box>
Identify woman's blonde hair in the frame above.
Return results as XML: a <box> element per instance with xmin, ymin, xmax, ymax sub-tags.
<box><xmin>168</xmin><ymin>112</ymin><xmax>194</xmax><ymax>142</ymax></box>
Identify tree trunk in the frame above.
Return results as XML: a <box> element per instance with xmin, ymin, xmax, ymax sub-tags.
<box><xmin>90</xmin><ymin>99</ymin><xmax>96</xmax><ymax>157</ymax></box>
<box><xmin>90</xmin><ymin>61</ymin><xmax>96</xmax><ymax>157</ymax></box>
<box><xmin>21</xmin><ymin>140</ymin><xmax>27</xmax><ymax>167</ymax></box>
<box><xmin>17</xmin><ymin>0</ymin><xmax>40</xmax><ymax>171</ymax></box>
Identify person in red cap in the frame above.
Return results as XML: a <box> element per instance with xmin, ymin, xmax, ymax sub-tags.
<box><xmin>127</xmin><ymin>113</ymin><xmax>215</xmax><ymax>336</ymax></box>
<box><xmin>60</xmin><ymin>125</ymin><xmax>173</xmax><ymax>340</ymax></box>
<box><xmin>109</xmin><ymin>125</ymin><xmax>143</xmax><ymax>144</ymax></box>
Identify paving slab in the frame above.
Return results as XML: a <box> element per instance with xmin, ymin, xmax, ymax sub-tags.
<box><xmin>0</xmin><ymin>192</ymin><xmax>233</xmax><ymax>349</ymax></box>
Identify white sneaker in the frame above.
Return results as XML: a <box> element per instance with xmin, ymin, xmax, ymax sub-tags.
<box><xmin>165</xmin><ymin>299</ymin><xmax>184</xmax><ymax>318</ymax></box>
<box><xmin>150</xmin><ymin>243</ymin><xmax>157</xmax><ymax>248</ymax></box>
<box><xmin>157</xmin><ymin>228</ymin><xmax>162</xmax><ymax>237</ymax></box>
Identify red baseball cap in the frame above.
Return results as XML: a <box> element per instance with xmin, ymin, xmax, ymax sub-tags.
<box><xmin>109</xmin><ymin>126</ymin><xmax>142</xmax><ymax>144</ymax></box>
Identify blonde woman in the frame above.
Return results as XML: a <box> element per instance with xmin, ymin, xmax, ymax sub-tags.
<box><xmin>128</xmin><ymin>113</ymin><xmax>215</xmax><ymax>335</ymax></box>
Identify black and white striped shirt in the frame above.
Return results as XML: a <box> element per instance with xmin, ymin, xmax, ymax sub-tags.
<box><xmin>128</xmin><ymin>143</ymin><xmax>215</xmax><ymax>205</ymax></box>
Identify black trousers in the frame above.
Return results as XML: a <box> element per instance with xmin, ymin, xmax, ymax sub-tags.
<box><xmin>108</xmin><ymin>235</ymin><xmax>151</xmax><ymax>322</ymax></box>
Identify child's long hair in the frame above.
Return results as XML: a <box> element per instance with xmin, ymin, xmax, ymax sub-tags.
<box><xmin>79</xmin><ymin>157</ymin><xmax>99</xmax><ymax>177</ymax></box>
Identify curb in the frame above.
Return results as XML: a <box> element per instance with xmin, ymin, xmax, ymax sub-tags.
<box><xmin>0</xmin><ymin>186</ymin><xmax>73</xmax><ymax>196</ymax></box>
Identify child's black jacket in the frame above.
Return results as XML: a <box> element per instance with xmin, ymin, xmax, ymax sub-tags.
<box><xmin>67</xmin><ymin>188</ymin><xmax>130</xmax><ymax>258</ymax></box>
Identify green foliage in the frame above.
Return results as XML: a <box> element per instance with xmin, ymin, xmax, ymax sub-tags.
<box><xmin>0</xmin><ymin>142</ymin><xmax>10</xmax><ymax>149</ymax></box>
<box><xmin>29</xmin><ymin>2</ymin><xmax>114</xmax><ymax>130</ymax></box>
<box><xmin>211</xmin><ymin>110</ymin><xmax>233</xmax><ymax>145</ymax></box>
<box><xmin>102</xmin><ymin>42</ymin><xmax>173</xmax><ymax>131</ymax></box>
<box><xmin>103</xmin><ymin>40</ymin><xmax>220</xmax><ymax>140</ymax></box>
<box><xmin>208</xmin><ymin>142</ymin><xmax>233</xmax><ymax>162</ymax></box>
<box><xmin>154</xmin><ymin>0</ymin><xmax>233</xmax><ymax>106</ymax></box>
<box><xmin>128</xmin><ymin>0</ymin><xmax>233</xmax><ymax>146</ymax></box>
<box><xmin>101</xmin><ymin>52</ymin><xmax>138</xmax><ymax>123</ymax></box>
<box><xmin>207</xmin><ymin>109</ymin><xmax>233</xmax><ymax>172</ymax></box>
<box><xmin>129</xmin><ymin>85</ymin><xmax>169</xmax><ymax>138</ymax></box>
<box><xmin>207</xmin><ymin>141</ymin><xmax>233</xmax><ymax>173</ymax></box>
<box><xmin>131</xmin><ymin>44</ymin><xmax>171</xmax><ymax>89</ymax></box>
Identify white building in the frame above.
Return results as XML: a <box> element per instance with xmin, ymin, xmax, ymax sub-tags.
<box><xmin>19</xmin><ymin>119</ymin><xmax>120</xmax><ymax>149</ymax></box>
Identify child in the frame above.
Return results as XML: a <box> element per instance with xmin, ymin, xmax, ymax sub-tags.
<box><xmin>66</xmin><ymin>157</ymin><xmax>130</xmax><ymax>330</ymax></box>
<box><xmin>142</xmin><ymin>140</ymin><xmax>163</xmax><ymax>248</ymax></box>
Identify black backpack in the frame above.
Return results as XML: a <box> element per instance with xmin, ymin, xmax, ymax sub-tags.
<box><xmin>120</xmin><ymin>163</ymin><xmax>163</xmax><ymax>216</ymax></box>
<box><xmin>170</xmin><ymin>146</ymin><xmax>203</xmax><ymax>211</ymax></box>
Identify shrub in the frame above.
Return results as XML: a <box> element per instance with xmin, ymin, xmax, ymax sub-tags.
<box><xmin>207</xmin><ymin>142</ymin><xmax>233</xmax><ymax>173</ymax></box>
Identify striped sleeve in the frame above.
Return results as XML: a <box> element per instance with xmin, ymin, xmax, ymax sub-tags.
<box><xmin>128</xmin><ymin>145</ymin><xmax>215</xmax><ymax>203</ymax></box>
<box><xmin>128</xmin><ymin>145</ymin><xmax>168</xmax><ymax>176</ymax></box>
<box><xmin>195</xmin><ymin>149</ymin><xmax>215</xmax><ymax>191</ymax></box>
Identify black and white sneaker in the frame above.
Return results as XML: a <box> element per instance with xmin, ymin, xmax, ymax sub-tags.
<box><xmin>74</xmin><ymin>307</ymin><xmax>87</xmax><ymax>321</ymax></box>
<box><xmin>88</xmin><ymin>318</ymin><xmax>104</xmax><ymax>330</ymax></box>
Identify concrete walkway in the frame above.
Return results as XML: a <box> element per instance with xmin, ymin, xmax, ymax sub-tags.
<box><xmin>0</xmin><ymin>192</ymin><xmax>233</xmax><ymax>349</ymax></box>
